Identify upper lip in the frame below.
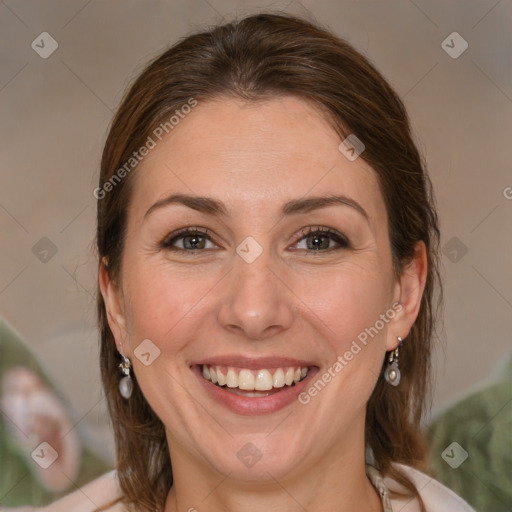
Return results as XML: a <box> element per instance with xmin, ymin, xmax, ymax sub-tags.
<box><xmin>191</xmin><ymin>355</ymin><xmax>317</xmax><ymax>370</ymax></box>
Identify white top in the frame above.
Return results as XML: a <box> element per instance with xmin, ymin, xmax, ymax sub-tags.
<box><xmin>2</xmin><ymin>464</ymin><xmax>476</xmax><ymax>512</ymax></box>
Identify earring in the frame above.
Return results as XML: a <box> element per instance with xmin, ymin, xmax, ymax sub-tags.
<box><xmin>384</xmin><ymin>336</ymin><xmax>402</xmax><ymax>387</ymax></box>
<box><xmin>118</xmin><ymin>354</ymin><xmax>133</xmax><ymax>399</ymax></box>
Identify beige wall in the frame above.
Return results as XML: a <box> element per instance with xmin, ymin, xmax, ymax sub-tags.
<box><xmin>1</xmin><ymin>0</ymin><xmax>511</xmax><ymax>458</ymax></box>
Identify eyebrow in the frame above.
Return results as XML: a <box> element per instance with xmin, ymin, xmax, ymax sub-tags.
<box><xmin>144</xmin><ymin>193</ymin><xmax>369</xmax><ymax>221</ymax></box>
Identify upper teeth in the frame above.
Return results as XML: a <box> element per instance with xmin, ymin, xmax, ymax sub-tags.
<box><xmin>202</xmin><ymin>365</ymin><xmax>308</xmax><ymax>391</ymax></box>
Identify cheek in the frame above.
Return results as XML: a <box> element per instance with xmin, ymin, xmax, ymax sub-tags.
<box><xmin>121</xmin><ymin>237</ymin><xmax>394</xmax><ymax>359</ymax></box>
<box><xmin>292</xmin><ymin>262</ymin><xmax>392</xmax><ymax>347</ymax></box>
<box><xmin>122</xmin><ymin>258</ymin><xmax>217</xmax><ymax>350</ymax></box>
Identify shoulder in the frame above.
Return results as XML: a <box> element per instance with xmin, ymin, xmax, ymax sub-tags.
<box><xmin>0</xmin><ymin>471</ymin><xmax>125</xmax><ymax>512</ymax></box>
<box><xmin>385</xmin><ymin>464</ymin><xmax>476</xmax><ymax>512</ymax></box>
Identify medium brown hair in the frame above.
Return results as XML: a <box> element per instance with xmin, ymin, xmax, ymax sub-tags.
<box><xmin>96</xmin><ymin>12</ymin><xmax>441</xmax><ymax>512</ymax></box>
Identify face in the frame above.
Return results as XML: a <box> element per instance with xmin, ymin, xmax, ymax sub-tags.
<box><xmin>101</xmin><ymin>96</ymin><xmax>424</xmax><ymax>482</ymax></box>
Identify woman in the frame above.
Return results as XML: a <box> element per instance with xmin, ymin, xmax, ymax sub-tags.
<box><xmin>10</xmin><ymin>12</ymin><xmax>475</xmax><ymax>512</ymax></box>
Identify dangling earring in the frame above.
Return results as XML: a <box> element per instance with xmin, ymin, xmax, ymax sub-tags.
<box><xmin>118</xmin><ymin>354</ymin><xmax>133</xmax><ymax>399</ymax></box>
<box><xmin>384</xmin><ymin>336</ymin><xmax>402</xmax><ymax>386</ymax></box>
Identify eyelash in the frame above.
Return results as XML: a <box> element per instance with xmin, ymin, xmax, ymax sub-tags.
<box><xmin>160</xmin><ymin>226</ymin><xmax>350</xmax><ymax>254</ymax></box>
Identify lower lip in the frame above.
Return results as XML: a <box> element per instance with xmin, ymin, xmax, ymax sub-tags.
<box><xmin>192</xmin><ymin>365</ymin><xmax>319</xmax><ymax>416</ymax></box>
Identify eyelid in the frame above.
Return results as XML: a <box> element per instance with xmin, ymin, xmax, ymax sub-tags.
<box><xmin>161</xmin><ymin>225</ymin><xmax>350</xmax><ymax>252</ymax></box>
<box><xmin>161</xmin><ymin>226</ymin><xmax>217</xmax><ymax>249</ymax></box>
<box><xmin>292</xmin><ymin>225</ymin><xmax>350</xmax><ymax>250</ymax></box>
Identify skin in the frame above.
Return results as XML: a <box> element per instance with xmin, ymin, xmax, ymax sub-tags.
<box><xmin>100</xmin><ymin>96</ymin><xmax>427</xmax><ymax>512</ymax></box>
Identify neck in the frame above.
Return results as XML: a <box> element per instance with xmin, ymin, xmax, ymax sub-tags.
<box><xmin>163</xmin><ymin>425</ymin><xmax>383</xmax><ymax>512</ymax></box>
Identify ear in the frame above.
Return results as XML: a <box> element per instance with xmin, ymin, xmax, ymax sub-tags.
<box><xmin>386</xmin><ymin>241</ymin><xmax>428</xmax><ymax>351</ymax></box>
<box><xmin>98</xmin><ymin>257</ymin><xmax>128</xmax><ymax>352</ymax></box>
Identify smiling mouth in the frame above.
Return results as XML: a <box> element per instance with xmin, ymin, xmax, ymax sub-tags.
<box><xmin>200</xmin><ymin>364</ymin><xmax>309</xmax><ymax>397</ymax></box>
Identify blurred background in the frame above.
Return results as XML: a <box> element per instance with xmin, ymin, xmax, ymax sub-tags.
<box><xmin>1</xmin><ymin>0</ymin><xmax>511</xmax><ymax>509</ymax></box>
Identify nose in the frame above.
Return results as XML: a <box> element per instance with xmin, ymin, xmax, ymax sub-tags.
<box><xmin>217</xmin><ymin>249</ymin><xmax>294</xmax><ymax>341</ymax></box>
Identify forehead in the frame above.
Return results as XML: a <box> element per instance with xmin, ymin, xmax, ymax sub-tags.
<box><xmin>128</xmin><ymin>96</ymin><xmax>386</xmax><ymax>226</ymax></box>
